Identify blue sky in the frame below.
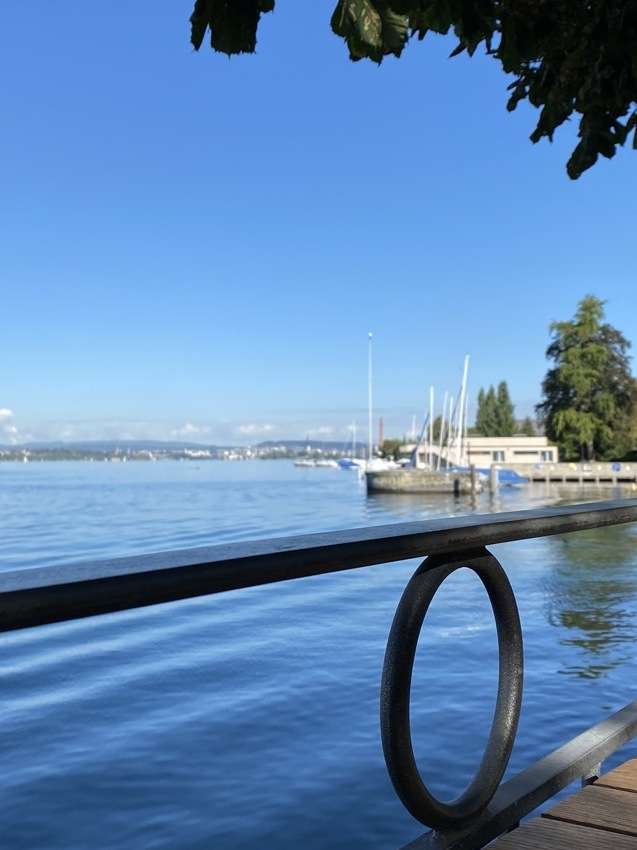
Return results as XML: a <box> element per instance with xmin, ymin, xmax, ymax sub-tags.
<box><xmin>2</xmin><ymin>3</ymin><xmax>636</xmax><ymax>444</ymax></box>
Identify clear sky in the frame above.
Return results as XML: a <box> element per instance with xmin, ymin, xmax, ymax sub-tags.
<box><xmin>2</xmin><ymin>3</ymin><xmax>636</xmax><ymax>445</ymax></box>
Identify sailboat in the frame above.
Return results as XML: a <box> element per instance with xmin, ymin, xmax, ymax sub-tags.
<box><xmin>366</xmin><ymin>355</ymin><xmax>479</xmax><ymax>494</ymax></box>
<box><xmin>338</xmin><ymin>422</ymin><xmax>365</xmax><ymax>470</ymax></box>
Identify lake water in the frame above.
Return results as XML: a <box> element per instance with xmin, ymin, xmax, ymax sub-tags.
<box><xmin>3</xmin><ymin>460</ymin><xmax>637</xmax><ymax>849</ymax></box>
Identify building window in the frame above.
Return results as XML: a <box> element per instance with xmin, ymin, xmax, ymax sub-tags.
<box><xmin>492</xmin><ymin>451</ymin><xmax>505</xmax><ymax>462</ymax></box>
<box><xmin>541</xmin><ymin>450</ymin><xmax>553</xmax><ymax>462</ymax></box>
<box><xmin>513</xmin><ymin>450</ymin><xmax>540</xmax><ymax>456</ymax></box>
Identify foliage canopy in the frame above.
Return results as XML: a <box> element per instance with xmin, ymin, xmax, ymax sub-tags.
<box><xmin>518</xmin><ymin>416</ymin><xmax>536</xmax><ymax>437</ymax></box>
<box><xmin>380</xmin><ymin>437</ymin><xmax>403</xmax><ymax>459</ymax></box>
<box><xmin>189</xmin><ymin>0</ymin><xmax>637</xmax><ymax>179</ymax></box>
<box><xmin>475</xmin><ymin>381</ymin><xmax>515</xmax><ymax>436</ymax></box>
<box><xmin>536</xmin><ymin>296</ymin><xmax>637</xmax><ymax>461</ymax></box>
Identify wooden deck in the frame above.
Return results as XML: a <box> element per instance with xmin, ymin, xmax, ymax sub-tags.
<box><xmin>491</xmin><ymin>758</ymin><xmax>637</xmax><ymax>848</ymax></box>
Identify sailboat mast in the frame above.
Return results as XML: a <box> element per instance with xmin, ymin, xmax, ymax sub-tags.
<box><xmin>463</xmin><ymin>398</ymin><xmax>470</xmax><ymax>465</ymax></box>
<box><xmin>368</xmin><ymin>332</ymin><xmax>373</xmax><ymax>462</ymax></box>
<box><xmin>428</xmin><ymin>386</ymin><xmax>434</xmax><ymax>468</ymax></box>
<box><xmin>438</xmin><ymin>390</ymin><xmax>448</xmax><ymax>471</ymax></box>
<box><xmin>457</xmin><ymin>354</ymin><xmax>470</xmax><ymax>466</ymax></box>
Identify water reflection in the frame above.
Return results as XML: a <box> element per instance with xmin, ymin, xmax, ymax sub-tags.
<box><xmin>545</xmin><ymin>523</ymin><xmax>637</xmax><ymax>678</ymax></box>
<box><xmin>365</xmin><ymin>490</ymin><xmax>468</xmax><ymax>522</ymax></box>
<box><xmin>367</xmin><ymin>485</ymin><xmax>637</xmax><ymax>681</ymax></box>
<box><xmin>364</xmin><ymin>482</ymin><xmax>571</xmax><ymax>523</ymax></box>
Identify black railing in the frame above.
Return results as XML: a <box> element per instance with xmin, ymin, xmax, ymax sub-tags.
<box><xmin>3</xmin><ymin>498</ymin><xmax>637</xmax><ymax>849</ymax></box>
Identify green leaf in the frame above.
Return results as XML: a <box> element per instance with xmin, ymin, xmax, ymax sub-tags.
<box><xmin>190</xmin><ymin>0</ymin><xmax>275</xmax><ymax>56</ymax></box>
<box><xmin>189</xmin><ymin>0</ymin><xmax>637</xmax><ymax>179</ymax></box>
<box><xmin>331</xmin><ymin>0</ymin><xmax>409</xmax><ymax>62</ymax></box>
<box><xmin>190</xmin><ymin>0</ymin><xmax>212</xmax><ymax>51</ymax></box>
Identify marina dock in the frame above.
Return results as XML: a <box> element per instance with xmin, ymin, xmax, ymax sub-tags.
<box><xmin>503</xmin><ymin>461</ymin><xmax>637</xmax><ymax>487</ymax></box>
<box><xmin>365</xmin><ymin>468</ymin><xmax>479</xmax><ymax>495</ymax></box>
<box><xmin>491</xmin><ymin>758</ymin><xmax>637</xmax><ymax>849</ymax></box>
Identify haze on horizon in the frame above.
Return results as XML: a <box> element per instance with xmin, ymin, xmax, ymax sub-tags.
<box><xmin>2</xmin><ymin>4</ymin><xmax>636</xmax><ymax>447</ymax></box>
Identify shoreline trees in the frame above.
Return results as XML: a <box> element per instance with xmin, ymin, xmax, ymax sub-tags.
<box><xmin>475</xmin><ymin>381</ymin><xmax>515</xmax><ymax>437</ymax></box>
<box><xmin>537</xmin><ymin>296</ymin><xmax>637</xmax><ymax>461</ymax></box>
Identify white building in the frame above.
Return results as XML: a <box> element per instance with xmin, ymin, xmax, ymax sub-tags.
<box><xmin>402</xmin><ymin>436</ymin><xmax>558</xmax><ymax>467</ymax></box>
<box><xmin>464</xmin><ymin>436</ymin><xmax>558</xmax><ymax>465</ymax></box>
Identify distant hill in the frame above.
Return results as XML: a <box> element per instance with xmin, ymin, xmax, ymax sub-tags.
<box><xmin>255</xmin><ymin>440</ymin><xmax>348</xmax><ymax>450</ymax></box>
<box><xmin>0</xmin><ymin>438</ymin><xmax>349</xmax><ymax>452</ymax></box>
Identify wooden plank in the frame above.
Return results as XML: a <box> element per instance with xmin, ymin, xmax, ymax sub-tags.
<box><xmin>543</xmin><ymin>784</ymin><xmax>637</xmax><ymax>836</ymax></box>
<box><xmin>488</xmin><ymin>816</ymin><xmax>637</xmax><ymax>849</ymax></box>
<box><xmin>597</xmin><ymin>758</ymin><xmax>637</xmax><ymax>793</ymax></box>
<box><xmin>489</xmin><ymin>765</ymin><xmax>637</xmax><ymax>848</ymax></box>
<box><xmin>400</xmin><ymin>716</ymin><xmax>637</xmax><ymax>850</ymax></box>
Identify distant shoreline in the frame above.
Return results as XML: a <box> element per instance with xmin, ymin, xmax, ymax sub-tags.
<box><xmin>0</xmin><ymin>439</ymin><xmax>356</xmax><ymax>464</ymax></box>
<box><xmin>0</xmin><ymin>449</ymin><xmax>348</xmax><ymax>463</ymax></box>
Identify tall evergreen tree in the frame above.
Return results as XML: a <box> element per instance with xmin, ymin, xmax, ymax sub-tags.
<box><xmin>519</xmin><ymin>416</ymin><xmax>536</xmax><ymax>437</ymax></box>
<box><xmin>495</xmin><ymin>381</ymin><xmax>515</xmax><ymax>436</ymax></box>
<box><xmin>537</xmin><ymin>296</ymin><xmax>637</xmax><ymax>460</ymax></box>
<box><xmin>476</xmin><ymin>388</ymin><xmax>485</xmax><ymax>428</ymax></box>
<box><xmin>476</xmin><ymin>386</ymin><xmax>497</xmax><ymax>436</ymax></box>
<box><xmin>476</xmin><ymin>382</ymin><xmax>516</xmax><ymax>436</ymax></box>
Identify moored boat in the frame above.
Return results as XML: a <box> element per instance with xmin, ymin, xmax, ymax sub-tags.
<box><xmin>337</xmin><ymin>457</ymin><xmax>364</xmax><ymax>470</ymax></box>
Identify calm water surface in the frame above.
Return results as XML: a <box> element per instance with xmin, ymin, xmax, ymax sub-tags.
<box><xmin>3</xmin><ymin>460</ymin><xmax>637</xmax><ymax>849</ymax></box>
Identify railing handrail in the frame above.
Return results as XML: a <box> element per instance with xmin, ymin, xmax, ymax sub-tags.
<box><xmin>5</xmin><ymin>497</ymin><xmax>637</xmax><ymax>849</ymax></box>
<box><xmin>2</xmin><ymin>498</ymin><xmax>637</xmax><ymax>633</ymax></box>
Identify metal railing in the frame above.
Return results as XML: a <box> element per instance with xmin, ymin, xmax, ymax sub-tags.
<box><xmin>3</xmin><ymin>498</ymin><xmax>637</xmax><ymax>848</ymax></box>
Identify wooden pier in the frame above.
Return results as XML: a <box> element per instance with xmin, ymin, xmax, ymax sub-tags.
<box><xmin>502</xmin><ymin>460</ymin><xmax>637</xmax><ymax>487</ymax></box>
<box><xmin>491</xmin><ymin>758</ymin><xmax>637</xmax><ymax>849</ymax></box>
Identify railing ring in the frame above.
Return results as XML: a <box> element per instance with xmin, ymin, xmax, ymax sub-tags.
<box><xmin>380</xmin><ymin>546</ymin><xmax>523</xmax><ymax>830</ymax></box>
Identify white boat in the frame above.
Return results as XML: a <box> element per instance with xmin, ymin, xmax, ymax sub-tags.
<box><xmin>294</xmin><ymin>459</ymin><xmax>316</xmax><ymax>467</ymax></box>
<box><xmin>366</xmin><ymin>458</ymin><xmax>399</xmax><ymax>471</ymax></box>
<box><xmin>340</xmin><ymin>457</ymin><xmax>398</xmax><ymax>474</ymax></box>
<box><xmin>315</xmin><ymin>459</ymin><xmax>338</xmax><ymax>468</ymax></box>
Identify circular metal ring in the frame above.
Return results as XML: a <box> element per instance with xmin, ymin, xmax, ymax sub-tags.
<box><xmin>380</xmin><ymin>547</ymin><xmax>523</xmax><ymax>829</ymax></box>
